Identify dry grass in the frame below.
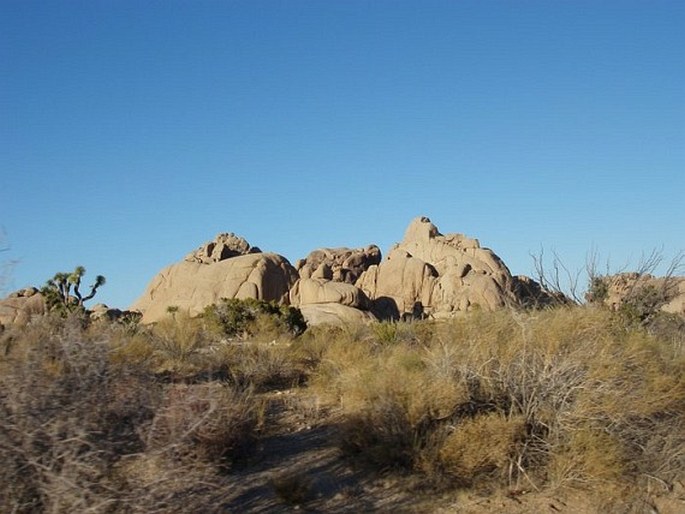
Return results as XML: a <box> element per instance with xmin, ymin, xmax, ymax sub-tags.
<box><xmin>306</xmin><ymin>306</ymin><xmax>685</xmax><ymax>496</ymax></box>
<box><xmin>0</xmin><ymin>315</ymin><xmax>264</xmax><ymax>513</ymax></box>
<box><xmin>1</xmin><ymin>303</ymin><xmax>683</xmax><ymax>511</ymax></box>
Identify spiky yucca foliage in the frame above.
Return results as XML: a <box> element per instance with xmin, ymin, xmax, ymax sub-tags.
<box><xmin>41</xmin><ymin>266</ymin><xmax>106</xmax><ymax>314</ymax></box>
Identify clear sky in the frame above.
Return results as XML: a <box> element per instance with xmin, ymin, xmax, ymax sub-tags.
<box><xmin>1</xmin><ymin>0</ymin><xmax>683</xmax><ymax>308</ymax></box>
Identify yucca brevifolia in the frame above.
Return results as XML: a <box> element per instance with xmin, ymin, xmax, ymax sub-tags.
<box><xmin>42</xmin><ymin>266</ymin><xmax>106</xmax><ymax>311</ymax></box>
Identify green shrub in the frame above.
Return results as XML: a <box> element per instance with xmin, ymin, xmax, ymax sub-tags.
<box><xmin>203</xmin><ymin>298</ymin><xmax>306</xmax><ymax>339</ymax></box>
<box><xmin>586</xmin><ymin>276</ymin><xmax>609</xmax><ymax>303</ymax></box>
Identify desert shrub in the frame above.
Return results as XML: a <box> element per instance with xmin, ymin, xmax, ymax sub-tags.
<box><xmin>645</xmin><ymin>311</ymin><xmax>685</xmax><ymax>347</ymax></box>
<box><xmin>203</xmin><ymin>298</ymin><xmax>307</xmax><ymax>340</ymax></box>
<box><xmin>209</xmin><ymin>342</ymin><xmax>306</xmax><ymax>391</ymax></box>
<box><xmin>371</xmin><ymin>320</ymin><xmax>420</xmax><ymax>347</ymax></box>
<box><xmin>549</xmin><ymin>429</ymin><xmax>627</xmax><ymax>487</ymax></box>
<box><xmin>148</xmin><ymin>313</ymin><xmax>209</xmax><ymax>374</ymax></box>
<box><xmin>339</xmin><ymin>397</ymin><xmax>416</xmax><ymax>469</ymax></box>
<box><xmin>143</xmin><ymin>382</ymin><xmax>260</xmax><ymax>468</ymax></box>
<box><xmin>438</xmin><ymin>413</ymin><xmax>527</xmax><ymax>486</ymax></box>
<box><xmin>0</xmin><ymin>327</ymin><xmax>160</xmax><ymax>513</ymax></box>
<box><xmin>616</xmin><ymin>282</ymin><xmax>668</xmax><ymax>327</ymax></box>
<box><xmin>0</xmin><ymin>314</ymin><xmax>270</xmax><ymax>512</ymax></box>
<box><xmin>316</xmin><ymin>308</ymin><xmax>685</xmax><ymax>494</ymax></box>
<box><xmin>111</xmin><ymin>454</ymin><xmax>231</xmax><ymax>514</ymax></box>
<box><xmin>111</xmin><ymin>312</ymin><xmax>214</xmax><ymax>377</ymax></box>
<box><xmin>586</xmin><ymin>276</ymin><xmax>609</xmax><ymax>304</ymax></box>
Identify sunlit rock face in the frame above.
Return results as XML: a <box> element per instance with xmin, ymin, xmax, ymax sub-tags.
<box><xmin>356</xmin><ymin>216</ymin><xmax>557</xmax><ymax>320</ymax></box>
<box><xmin>131</xmin><ymin>233</ymin><xmax>296</xmax><ymax>323</ymax></box>
<box><xmin>129</xmin><ymin>218</ymin><xmax>564</xmax><ymax>326</ymax></box>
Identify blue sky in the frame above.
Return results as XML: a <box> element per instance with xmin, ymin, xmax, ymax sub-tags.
<box><xmin>1</xmin><ymin>0</ymin><xmax>683</xmax><ymax>308</ymax></box>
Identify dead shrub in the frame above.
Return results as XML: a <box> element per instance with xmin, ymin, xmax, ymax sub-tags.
<box><xmin>0</xmin><ymin>327</ymin><xmax>160</xmax><ymax>513</ymax></box>
<box><xmin>210</xmin><ymin>342</ymin><xmax>306</xmax><ymax>391</ymax></box>
<box><xmin>143</xmin><ymin>382</ymin><xmax>260</xmax><ymax>468</ymax></box>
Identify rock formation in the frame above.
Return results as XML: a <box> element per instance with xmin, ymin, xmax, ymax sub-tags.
<box><xmin>185</xmin><ymin>233</ymin><xmax>260</xmax><ymax>264</ymax></box>
<box><xmin>512</xmin><ymin>275</ymin><xmax>570</xmax><ymax>308</ymax></box>
<box><xmin>288</xmin><ymin>245</ymin><xmax>380</xmax><ymax>325</ymax></box>
<box><xmin>129</xmin><ymin>220</ymin><xmax>565</xmax><ymax>325</ymax></box>
<box><xmin>0</xmin><ymin>287</ymin><xmax>46</xmax><ymax>327</ymax></box>
<box><xmin>357</xmin><ymin>217</ymin><xmax>556</xmax><ymax>319</ymax></box>
<box><xmin>0</xmin><ymin>217</ymin><xmax>594</xmax><ymax>329</ymax></box>
<box><xmin>298</xmin><ymin>303</ymin><xmax>377</xmax><ymax>326</ymax></box>
<box><xmin>289</xmin><ymin>277</ymin><xmax>371</xmax><ymax>310</ymax></box>
<box><xmin>89</xmin><ymin>303</ymin><xmax>142</xmax><ymax>323</ymax></box>
<box><xmin>295</xmin><ymin>245</ymin><xmax>381</xmax><ymax>284</ymax></box>
<box><xmin>131</xmin><ymin>233</ymin><xmax>297</xmax><ymax>323</ymax></box>
<box><xmin>597</xmin><ymin>273</ymin><xmax>685</xmax><ymax>316</ymax></box>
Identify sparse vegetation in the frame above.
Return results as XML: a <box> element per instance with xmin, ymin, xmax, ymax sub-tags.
<box><xmin>40</xmin><ymin>266</ymin><xmax>106</xmax><ymax>314</ymax></box>
<box><xmin>203</xmin><ymin>297</ymin><xmax>307</xmax><ymax>339</ymax></box>
<box><xmin>1</xmin><ymin>295</ymin><xmax>683</xmax><ymax>512</ymax></box>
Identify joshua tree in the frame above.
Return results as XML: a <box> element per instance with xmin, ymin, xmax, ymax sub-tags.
<box><xmin>41</xmin><ymin>266</ymin><xmax>106</xmax><ymax>312</ymax></box>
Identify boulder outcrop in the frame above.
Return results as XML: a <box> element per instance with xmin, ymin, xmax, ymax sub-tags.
<box><xmin>289</xmin><ymin>245</ymin><xmax>381</xmax><ymax>325</ymax></box>
<box><xmin>597</xmin><ymin>273</ymin><xmax>685</xmax><ymax>316</ymax></box>
<box><xmin>131</xmin><ymin>233</ymin><xmax>297</xmax><ymax>323</ymax></box>
<box><xmin>89</xmin><ymin>303</ymin><xmax>142</xmax><ymax>323</ymax></box>
<box><xmin>355</xmin><ymin>248</ymin><xmax>438</xmax><ymax>319</ymax></box>
<box><xmin>289</xmin><ymin>278</ymin><xmax>371</xmax><ymax>310</ymax></box>
<box><xmin>357</xmin><ymin>217</ymin><xmax>555</xmax><ymax>319</ymax></box>
<box><xmin>0</xmin><ymin>287</ymin><xmax>46</xmax><ymax>327</ymax></box>
<box><xmin>299</xmin><ymin>303</ymin><xmax>377</xmax><ymax>326</ymax></box>
<box><xmin>185</xmin><ymin>232</ymin><xmax>260</xmax><ymax>264</ymax></box>
<box><xmin>131</xmin><ymin>219</ymin><xmax>564</xmax><ymax>325</ymax></box>
<box><xmin>512</xmin><ymin>275</ymin><xmax>570</xmax><ymax>308</ymax></box>
<box><xmin>296</xmin><ymin>245</ymin><xmax>381</xmax><ymax>284</ymax></box>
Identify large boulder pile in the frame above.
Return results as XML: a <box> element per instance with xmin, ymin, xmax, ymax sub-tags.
<box><xmin>357</xmin><ymin>217</ymin><xmax>554</xmax><ymax>319</ymax></box>
<box><xmin>290</xmin><ymin>248</ymin><xmax>379</xmax><ymax>325</ymax></box>
<box><xmin>129</xmin><ymin>220</ymin><xmax>563</xmax><ymax>326</ymax></box>
<box><xmin>131</xmin><ymin>233</ymin><xmax>297</xmax><ymax>323</ymax></box>
<box><xmin>291</xmin><ymin>217</ymin><xmax>559</xmax><ymax>323</ymax></box>
<box><xmin>2</xmin><ymin>219</ymin><xmax>569</xmax><ymax>329</ymax></box>
<box><xmin>295</xmin><ymin>245</ymin><xmax>381</xmax><ymax>284</ymax></box>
